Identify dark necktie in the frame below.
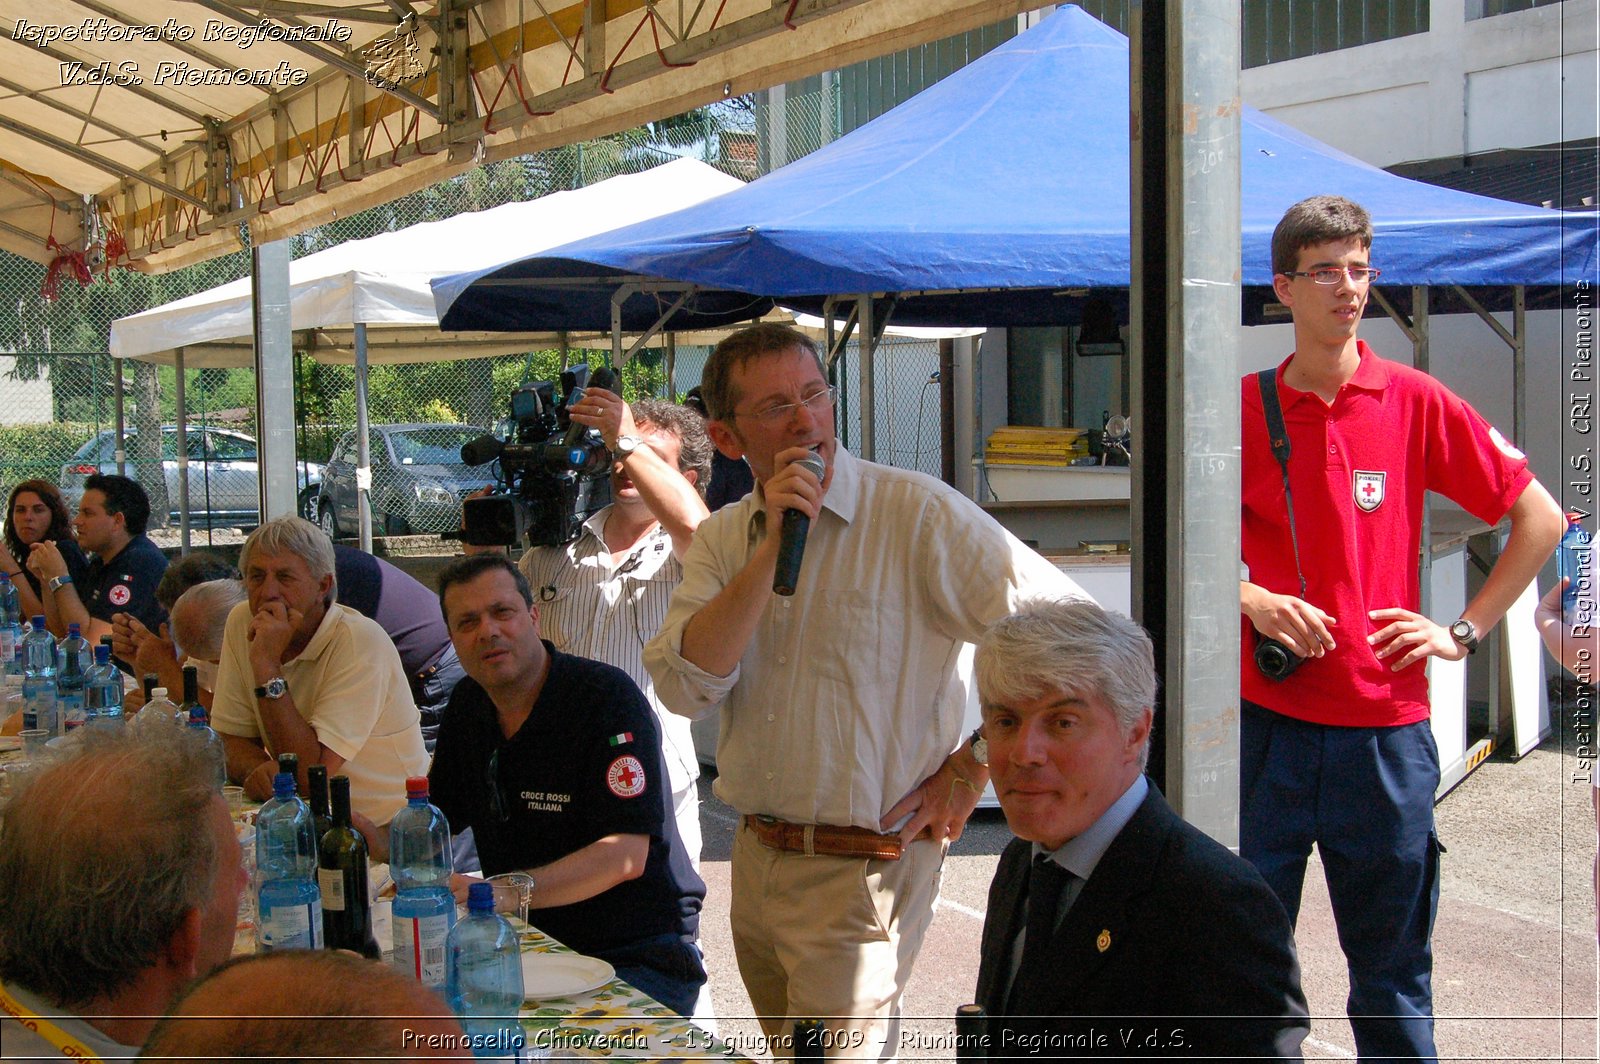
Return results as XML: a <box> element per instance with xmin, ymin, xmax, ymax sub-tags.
<box><xmin>1010</xmin><ymin>856</ymin><xmax>1073</xmax><ymax>1011</ymax></box>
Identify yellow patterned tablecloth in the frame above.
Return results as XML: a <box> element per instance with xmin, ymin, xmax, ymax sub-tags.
<box><xmin>513</xmin><ymin>925</ymin><xmax>743</xmax><ymax>1061</ymax></box>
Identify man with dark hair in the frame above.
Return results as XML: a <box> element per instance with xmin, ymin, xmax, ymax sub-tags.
<box><xmin>419</xmin><ymin>553</ymin><xmax>707</xmax><ymax>1018</ymax></box>
<box><xmin>1240</xmin><ymin>194</ymin><xmax>1563</xmax><ymax>1060</ymax></box>
<box><xmin>140</xmin><ymin>951</ymin><xmax>469</xmax><ymax>1060</ymax></box>
<box><xmin>469</xmin><ymin>390</ymin><xmax>712</xmax><ymax>868</ymax></box>
<box><xmin>0</xmin><ymin>729</ymin><xmax>247</xmax><ymax>1058</ymax></box>
<box><xmin>645</xmin><ymin>322</ymin><xmax>1083</xmax><ymax>1058</ymax></box>
<box><xmin>28</xmin><ymin>472</ymin><xmax>168</xmax><ymax>645</ymax></box>
<box><xmin>973</xmin><ymin>600</ymin><xmax>1308</xmax><ymax>1060</ymax></box>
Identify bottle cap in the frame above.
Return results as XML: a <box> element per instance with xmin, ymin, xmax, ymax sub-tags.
<box><xmin>95</xmin><ymin>645</ymin><xmax>110</xmax><ymax>663</ymax></box>
<box><xmin>152</xmin><ymin>688</ymin><xmax>168</xmax><ymax>700</ymax></box>
<box><xmin>467</xmin><ymin>881</ymin><xmax>495</xmax><ymax>911</ymax></box>
<box><xmin>405</xmin><ymin>776</ymin><xmax>430</xmax><ymax>798</ymax></box>
<box><xmin>272</xmin><ymin>772</ymin><xmax>296</xmax><ymax>798</ymax></box>
<box><xmin>67</xmin><ymin>623</ymin><xmax>79</xmax><ymax>636</ymax></box>
<box><xmin>31</xmin><ymin>615</ymin><xmax>44</xmax><ymax>628</ymax></box>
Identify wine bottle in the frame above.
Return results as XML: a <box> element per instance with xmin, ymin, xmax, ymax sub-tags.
<box><xmin>307</xmin><ymin>764</ymin><xmax>334</xmax><ymax>845</ymax></box>
<box><xmin>317</xmin><ymin>775</ymin><xmax>381</xmax><ymax>958</ymax></box>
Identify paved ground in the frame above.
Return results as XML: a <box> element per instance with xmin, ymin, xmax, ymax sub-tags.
<box><xmin>189</xmin><ymin>536</ymin><xmax>1598</xmax><ymax>1060</ymax></box>
<box><xmin>692</xmin><ymin>715</ymin><xmax>1597</xmax><ymax>1062</ymax></box>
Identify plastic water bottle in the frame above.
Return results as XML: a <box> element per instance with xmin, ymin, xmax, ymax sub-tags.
<box><xmin>85</xmin><ymin>644</ymin><xmax>125</xmax><ymax>731</ymax></box>
<box><xmin>185</xmin><ymin>702</ymin><xmax>228</xmax><ymax>792</ymax></box>
<box><xmin>255</xmin><ymin>772</ymin><xmax>323</xmax><ymax>951</ymax></box>
<box><xmin>0</xmin><ymin>572</ymin><xmax>19</xmax><ymax>678</ymax></box>
<box><xmin>132</xmin><ymin>687</ymin><xmax>183</xmax><ymax>734</ymax></box>
<box><xmin>56</xmin><ymin>623</ymin><xmax>89</xmax><ymax>731</ymax></box>
<box><xmin>20</xmin><ymin>617</ymin><xmax>57</xmax><ymax>735</ymax></box>
<box><xmin>1559</xmin><ymin>512</ymin><xmax>1592</xmax><ymax>623</ymax></box>
<box><xmin>447</xmin><ymin>881</ymin><xmax>525</xmax><ymax>1057</ymax></box>
<box><xmin>391</xmin><ymin>776</ymin><xmax>457</xmax><ymax>988</ymax></box>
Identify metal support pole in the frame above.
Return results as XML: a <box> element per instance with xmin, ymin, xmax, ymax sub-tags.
<box><xmin>252</xmin><ymin>240</ymin><xmax>297</xmax><ymax>524</ymax></box>
<box><xmin>174</xmin><ymin>349</ymin><xmax>191</xmax><ymax>553</ymax></box>
<box><xmin>858</xmin><ymin>295</ymin><xmax>875</xmax><ymax>462</ymax></box>
<box><xmin>1130</xmin><ymin>0</ymin><xmax>1242</xmax><ymax>843</ymax></box>
<box><xmin>1513</xmin><ymin>285</ymin><xmax>1527</xmax><ymax>450</ymax></box>
<box><xmin>1413</xmin><ymin>287</ymin><xmax>1432</xmax><ymax>618</ymax></box>
<box><xmin>355</xmin><ymin>322</ymin><xmax>373</xmax><ymax>554</ymax></box>
<box><xmin>113</xmin><ymin>356</ymin><xmax>125</xmax><ymax>476</ymax></box>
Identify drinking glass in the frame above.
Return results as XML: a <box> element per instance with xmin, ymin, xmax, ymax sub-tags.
<box><xmin>486</xmin><ymin>872</ymin><xmax>534</xmax><ymax>936</ymax></box>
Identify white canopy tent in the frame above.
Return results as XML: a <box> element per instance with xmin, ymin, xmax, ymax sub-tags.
<box><xmin>109</xmin><ymin>158</ymin><xmax>747</xmax><ymax>549</ymax></box>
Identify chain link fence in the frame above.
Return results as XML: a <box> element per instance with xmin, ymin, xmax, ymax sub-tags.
<box><xmin>0</xmin><ymin>91</ymin><xmax>951</xmax><ymax>539</ymax></box>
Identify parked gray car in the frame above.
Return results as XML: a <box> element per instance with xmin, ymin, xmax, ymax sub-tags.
<box><xmin>60</xmin><ymin>427</ymin><xmax>322</xmax><ymax>529</ymax></box>
<box><xmin>318</xmin><ymin>423</ymin><xmax>498</xmax><ymax>537</ymax></box>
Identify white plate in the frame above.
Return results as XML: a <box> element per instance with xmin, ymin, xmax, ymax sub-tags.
<box><xmin>520</xmin><ymin>953</ymin><xmax>615</xmax><ymax>999</ymax></box>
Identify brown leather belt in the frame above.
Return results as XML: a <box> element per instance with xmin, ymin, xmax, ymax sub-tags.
<box><xmin>743</xmin><ymin>814</ymin><xmax>930</xmax><ymax>861</ymax></box>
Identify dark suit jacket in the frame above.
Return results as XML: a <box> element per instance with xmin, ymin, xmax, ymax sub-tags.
<box><xmin>976</xmin><ymin>785</ymin><xmax>1309</xmax><ymax>1061</ymax></box>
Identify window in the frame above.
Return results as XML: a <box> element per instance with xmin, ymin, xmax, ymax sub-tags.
<box><xmin>1242</xmin><ymin>0</ymin><xmax>1427</xmax><ymax>68</ymax></box>
<box><xmin>206</xmin><ymin>432</ymin><xmax>256</xmax><ymax>461</ymax></box>
<box><xmin>1468</xmin><ymin>0</ymin><xmax>1566</xmax><ymax>17</ymax></box>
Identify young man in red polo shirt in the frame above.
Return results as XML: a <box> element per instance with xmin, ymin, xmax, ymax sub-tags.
<box><xmin>1239</xmin><ymin>195</ymin><xmax>1563</xmax><ymax>1062</ymax></box>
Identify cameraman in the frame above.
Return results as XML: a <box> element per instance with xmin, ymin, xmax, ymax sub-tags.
<box><xmin>1239</xmin><ymin>195</ymin><xmax>1562</xmax><ymax>1063</ymax></box>
<box><xmin>465</xmin><ymin>389</ymin><xmax>712</xmax><ymax>867</ymax></box>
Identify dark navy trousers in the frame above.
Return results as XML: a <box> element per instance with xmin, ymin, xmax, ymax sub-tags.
<box><xmin>1241</xmin><ymin>700</ymin><xmax>1443</xmax><ymax>1064</ymax></box>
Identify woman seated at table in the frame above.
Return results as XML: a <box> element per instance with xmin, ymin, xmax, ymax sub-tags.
<box><xmin>2</xmin><ymin>479</ymin><xmax>90</xmax><ymax>633</ymax></box>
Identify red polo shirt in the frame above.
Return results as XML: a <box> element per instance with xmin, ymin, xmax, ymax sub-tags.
<box><xmin>1240</xmin><ymin>341</ymin><xmax>1533</xmax><ymax>727</ymax></box>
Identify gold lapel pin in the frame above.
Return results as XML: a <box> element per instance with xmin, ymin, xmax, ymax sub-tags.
<box><xmin>1096</xmin><ymin>929</ymin><xmax>1112</xmax><ymax>953</ymax></box>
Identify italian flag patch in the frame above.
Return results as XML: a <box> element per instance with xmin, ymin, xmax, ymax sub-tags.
<box><xmin>607</xmin><ymin>732</ymin><xmax>634</xmax><ymax>746</ymax></box>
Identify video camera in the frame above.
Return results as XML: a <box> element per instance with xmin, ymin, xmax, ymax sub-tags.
<box><xmin>458</xmin><ymin>364</ymin><xmax>618</xmax><ymax>548</ymax></box>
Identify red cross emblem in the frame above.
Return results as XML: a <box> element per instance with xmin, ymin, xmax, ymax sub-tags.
<box><xmin>1353</xmin><ymin>471</ymin><xmax>1386</xmax><ymax>513</ymax></box>
<box><xmin>606</xmin><ymin>755</ymin><xmax>646</xmax><ymax>798</ymax></box>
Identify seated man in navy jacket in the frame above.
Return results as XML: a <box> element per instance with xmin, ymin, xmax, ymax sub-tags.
<box><xmin>974</xmin><ymin>599</ymin><xmax>1309</xmax><ymax>1061</ymax></box>
<box><xmin>422</xmin><ymin>554</ymin><xmax>706</xmax><ymax>1018</ymax></box>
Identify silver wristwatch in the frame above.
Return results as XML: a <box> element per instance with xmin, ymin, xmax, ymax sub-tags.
<box><xmin>254</xmin><ymin>676</ymin><xmax>288</xmax><ymax>699</ymax></box>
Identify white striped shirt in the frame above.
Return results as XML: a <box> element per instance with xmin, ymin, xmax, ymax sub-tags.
<box><xmin>518</xmin><ymin>508</ymin><xmax>699</xmax><ymax>796</ymax></box>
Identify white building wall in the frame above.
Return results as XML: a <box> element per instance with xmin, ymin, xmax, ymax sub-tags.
<box><xmin>0</xmin><ymin>355</ymin><xmax>55</xmax><ymax>425</ymax></box>
<box><xmin>1242</xmin><ymin>0</ymin><xmax>1599</xmax><ymax>168</ymax></box>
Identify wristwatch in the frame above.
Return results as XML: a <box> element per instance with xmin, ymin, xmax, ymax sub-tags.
<box><xmin>254</xmin><ymin>676</ymin><xmax>289</xmax><ymax>699</ymax></box>
<box><xmin>48</xmin><ymin>573</ymin><xmax>73</xmax><ymax>592</ymax></box>
<box><xmin>614</xmin><ymin>434</ymin><xmax>641</xmax><ymax>458</ymax></box>
<box><xmin>968</xmin><ymin>726</ymin><xmax>988</xmax><ymax>766</ymax></box>
<box><xmin>1448</xmin><ymin>618</ymin><xmax>1479</xmax><ymax>655</ymax></box>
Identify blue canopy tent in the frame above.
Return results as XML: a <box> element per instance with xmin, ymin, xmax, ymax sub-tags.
<box><xmin>433</xmin><ymin>5</ymin><xmax>1596</xmax><ymax>334</ymax></box>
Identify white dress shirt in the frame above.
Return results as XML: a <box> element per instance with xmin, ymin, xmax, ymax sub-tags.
<box><xmin>645</xmin><ymin>447</ymin><xmax>1087</xmax><ymax>829</ymax></box>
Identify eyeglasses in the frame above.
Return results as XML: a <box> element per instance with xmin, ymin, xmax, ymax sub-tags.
<box><xmin>1283</xmin><ymin>266</ymin><xmax>1381</xmax><ymax>285</ymax></box>
<box><xmin>734</xmin><ymin>386</ymin><xmax>837</xmax><ymax>425</ymax></box>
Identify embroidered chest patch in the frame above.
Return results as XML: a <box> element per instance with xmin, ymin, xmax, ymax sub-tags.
<box><xmin>1353</xmin><ymin>471</ymin><xmax>1386</xmax><ymax>512</ymax></box>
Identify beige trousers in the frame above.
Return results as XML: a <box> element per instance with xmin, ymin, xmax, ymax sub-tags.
<box><xmin>730</xmin><ymin>821</ymin><xmax>946</xmax><ymax>1062</ymax></box>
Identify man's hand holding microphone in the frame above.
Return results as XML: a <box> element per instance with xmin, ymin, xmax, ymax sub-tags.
<box><xmin>767</xmin><ymin>446</ymin><xmax>828</xmax><ymax>596</ymax></box>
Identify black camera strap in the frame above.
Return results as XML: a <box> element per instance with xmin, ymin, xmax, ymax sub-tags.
<box><xmin>1256</xmin><ymin>368</ymin><xmax>1308</xmax><ymax>600</ymax></box>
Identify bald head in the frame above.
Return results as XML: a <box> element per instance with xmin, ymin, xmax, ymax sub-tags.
<box><xmin>141</xmin><ymin>951</ymin><xmax>469</xmax><ymax>1060</ymax></box>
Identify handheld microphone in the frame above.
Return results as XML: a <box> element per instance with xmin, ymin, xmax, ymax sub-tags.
<box><xmin>772</xmin><ymin>450</ymin><xmax>826</xmax><ymax>597</ymax></box>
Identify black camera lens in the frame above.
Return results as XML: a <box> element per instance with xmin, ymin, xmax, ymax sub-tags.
<box><xmin>1253</xmin><ymin>636</ymin><xmax>1304</xmax><ymax>681</ymax></box>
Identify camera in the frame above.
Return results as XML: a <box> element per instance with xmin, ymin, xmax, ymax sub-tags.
<box><xmin>458</xmin><ymin>365</ymin><xmax>618</xmax><ymax>548</ymax></box>
<box><xmin>1253</xmin><ymin>635</ymin><xmax>1304</xmax><ymax>681</ymax></box>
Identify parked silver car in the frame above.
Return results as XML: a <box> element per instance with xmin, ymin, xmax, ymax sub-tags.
<box><xmin>318</xmin><ymin>423</ymin><xmax>498</xmax><ymax>537</ymax></box>
<box><xmin>61</xmin><ymin>427</ymin><xmax>322</xmax><ymax>529</ymax></box>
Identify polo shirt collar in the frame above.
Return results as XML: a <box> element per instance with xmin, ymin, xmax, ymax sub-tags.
<box><xmin>294</xmin><ymin>600</ymin><xmax>347</xmax><ymax>663</ymax></box>
<box><xmin>1280</xmin><ymin>339</ymin><xmax>1388</xmax><ymax>409</ymax></box>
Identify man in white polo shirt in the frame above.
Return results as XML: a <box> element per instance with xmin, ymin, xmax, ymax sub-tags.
<box><xmin>211</xmin><ymin>517</ymin><xmax>427</xmax><ymax>825</ymax></box>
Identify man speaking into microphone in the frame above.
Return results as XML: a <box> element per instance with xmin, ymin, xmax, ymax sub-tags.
<box><xmin>645</xmin><ymin>323</ymin><xmax>1085</xmax><ymax>1060</ymax></box>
